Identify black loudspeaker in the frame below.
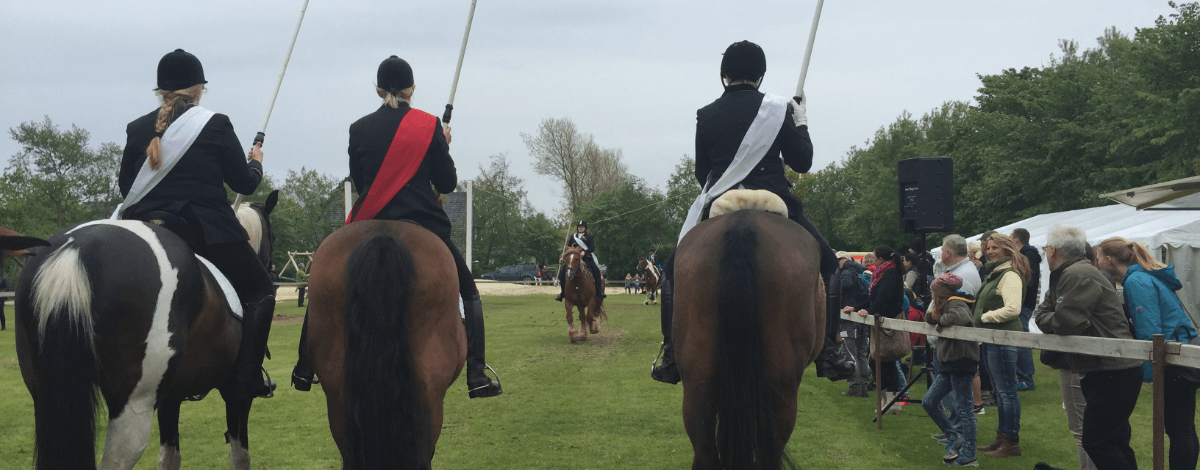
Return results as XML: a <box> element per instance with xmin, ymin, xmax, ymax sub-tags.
<box><xmin>898</xmin><ymin>157</ymin><xmax>954</xmax><ymax>233</ymax></box>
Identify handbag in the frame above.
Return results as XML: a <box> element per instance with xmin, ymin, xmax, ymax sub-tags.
<box><xmin>1039</xmin><ymin>349</ymin><xmax>1072</xmax><ymax>370</ymax></box>
<box><xmin>871</xmin><ymin>322</ymin><xmax>912</xmax><ymax>362</ymax></box>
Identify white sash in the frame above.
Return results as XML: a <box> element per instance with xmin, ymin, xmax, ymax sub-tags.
<box><xmin>573</xmin><ymin>233</ymin><xmax>601</xmax><ymax>267</ymax></box>
<box><xmin>678</xmin><ymin>94</ymin><xmax>789</xmax><ymax>242</ymax></box>
<box><xmin>113</xmin><ymin>106</ymin><xmax>215</xmax><ymax>219</ymax></box>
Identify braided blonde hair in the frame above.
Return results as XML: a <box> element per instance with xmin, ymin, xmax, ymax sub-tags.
<box><xmin>145</xmin><ymin>84</ymin><xmax>204</xmax><ymax>170</ymax></box>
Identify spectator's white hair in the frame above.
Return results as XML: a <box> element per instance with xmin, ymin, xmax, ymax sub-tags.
<box><xmin>942</xmin><ymin>234</ymin><xmax>968</xmax><ymax>257</ymax></box>
<box><xmin>1047</xmin><ymin>225</ymin><xmax>1087</xmax><ymax>258</ymax></box>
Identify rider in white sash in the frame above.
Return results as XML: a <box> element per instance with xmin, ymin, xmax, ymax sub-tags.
<box><xmin>118</xmin><ymin>49</ymin><xmax>276</xmax><ymax>399</ymax></box>
<box><xmin>557</xmin><ymin>220</ymin><xmax>607</xmax><ymax>301</ymax></box>
<box><xmin>651</xmin><ymin>41</ymin><xmax>852</xmax><ymax>385</ymax></box>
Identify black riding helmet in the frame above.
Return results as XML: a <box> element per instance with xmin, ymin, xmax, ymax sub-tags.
<box><xmin>576</xmin><ymin>220</ymin><xmax>588</xmax><ymax>230</ymax></box>
<box><xmin>157</xmin><ymin>49</ymin><xmax>207</xmax><ymax>91</ymax></box>
<box><xmin>377</xmin><ymin>55</ymin><xmax>414</xmax><ymax>95</ymax></box>
<box><xmin>720</xmin><ymin>40</ymin><xmax>766</xmax><ymax>84</ymax></box>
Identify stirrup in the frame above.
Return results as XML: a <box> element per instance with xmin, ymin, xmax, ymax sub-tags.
<box><xmin>242</xmin><ymin>366</ymin><xmax>277</xmax><ymax>399</ymax></box>
<box><xmin>651</xmin><ymin>342</ymin><xmax>667</xmax><ymax>370</ymax></box>
<box><xmin>468</xmin><ymin>364</ymin><xmax>503</xmax><ymax>398</ymax></box>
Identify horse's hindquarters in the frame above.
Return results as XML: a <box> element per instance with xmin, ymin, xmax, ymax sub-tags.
<box><xmin>673</xmin><ymin>211</ymin><xmax>823</xmax><ymax>468</ymax></box>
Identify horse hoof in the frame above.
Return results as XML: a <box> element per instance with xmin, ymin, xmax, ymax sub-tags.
<box><xmin>644</xmin><ymin>301</ymin><xmax>649</xmax><ymax>305</ymax></box>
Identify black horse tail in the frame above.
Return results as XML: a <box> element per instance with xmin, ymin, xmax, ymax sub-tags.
<box><xmin>715</xmin><ymin>215</ymin><xmax>780</xmax><ymax>469</ymax></box>
<box><xmin>28</xmin><ymin>244</ymin><xmax>101</xmax><ymax>469</ymax></box>
<box><xmin>343</xmin><ymin>235</ymin><xmax>429</xmax><ymax>469</ymax></box>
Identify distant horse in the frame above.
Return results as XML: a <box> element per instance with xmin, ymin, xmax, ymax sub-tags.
<box><xmin>637</xmin><ymin>257</ymin><xmax>661</xmax><ymax>305</ymax></box>
<box><xmin>14</xmin><ymin>192</ymin><xmax>278</xmax><ymax>470</ymax></box>
<box><xmin>560</xmin><ymin>245</ymin><xmax>604</xmax><ymax>343</ymax></box>
<box><xmin>304</xmin><ymin>220</ymin><xmax>466</xmax><ymax>469</ymax></box>
<box><xmin>673</xmin><ymin>209</ymin><xmax>823</xmax><ymax>469</ymax></box>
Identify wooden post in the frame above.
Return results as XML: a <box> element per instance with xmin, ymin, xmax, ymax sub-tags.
<box><xmin>1153</xmin><ymin>334</ymin><xmax>1166</xmax><ymax>470</ymax></box>
<box><xmin>875</xmin><ymin>314</ymin><xmax>883</xmax><ymax>428</ymax></box>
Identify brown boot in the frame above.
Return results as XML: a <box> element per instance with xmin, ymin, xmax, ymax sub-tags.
<box><xmin>977</xmin><ymin>429</ymin><xmax>1004</xmax><ymax>452</ymax></box>
<box><xmin>986</xmin><ymin>434</ymin><xmax>1022</xmax><ymax>458</ymax></box>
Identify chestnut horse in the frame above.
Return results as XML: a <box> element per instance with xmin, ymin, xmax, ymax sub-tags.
<box><xmin>304</xmin><ymin>220</ymin><xmax>465</xmax><ymax>468</ymax></box>
<box><xmin>559</xmin><ymin>245</ymin><xmax>605</xmax><ymax>343</ymax></box>
<box><xmin>636</xmin><ymin>257</ymin><xmax>661</xmax><ymax>305</ymax></box>
<box><xmin>673</xmin><ymin>210</ymin><xmax>822</xmax><ymax>469</ymax></box>
<box><xmin>13</xmin><ymin>193</ymin><xmax>278</xmax><ymax>470</ymax></box>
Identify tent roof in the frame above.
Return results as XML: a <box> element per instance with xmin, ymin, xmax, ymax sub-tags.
<box><xmin>947</xmin><ymin>204</ymin><xmax>1200</xmax><ymax>249</ymax></box>
<box><xmin>1101</xmin><ymin>175</ymin><xmax>1200</xmax><ymax>210</ymax></box>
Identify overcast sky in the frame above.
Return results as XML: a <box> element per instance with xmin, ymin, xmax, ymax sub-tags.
<box><xmin>0</xmin><ymin>0</ymin><xmax>1179</xmax><ymax>215</ymax></box>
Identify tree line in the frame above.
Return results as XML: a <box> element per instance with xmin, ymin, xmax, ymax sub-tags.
<box><xmin>795</xmin><ymin>2</ymin><xmax>1200</xmax><ymax>252</ymax></box>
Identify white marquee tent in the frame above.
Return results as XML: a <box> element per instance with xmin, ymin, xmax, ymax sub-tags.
<box><xmin>933</xmin><ymin>204</ymin><xmax>1200</xmax><ymax>332</ymax></box>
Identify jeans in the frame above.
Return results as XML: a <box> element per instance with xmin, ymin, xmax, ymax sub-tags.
<box><xmin>923</xmin><ymin>372</ymin><xmax>977</xmax><ymax>461</ymax></box>
<box><xmin>984</xmin><ymin>344</ymin><xmax>1021</xmax><ymax>438</ymax></box>
<box><xmin>1080</xmin><ymin>366</ymin><xmax>1142</xmax><ymax>470</ymax></box>
<box><xmin>1165</xmin><ymin>372</ymin><xmax>1199</xmax><ymax>470</ymax></box>
<box><xmin>1016</xmin><ymin>307</ymin><xmax>1036</xmax><ymax>383</ymax></box>
<box><xmin>1060</xmin><ymin>369</ymin><xmax>1096</xmax><ymax>470</ymax></box>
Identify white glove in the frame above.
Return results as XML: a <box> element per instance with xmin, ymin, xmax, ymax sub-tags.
<box><xmin>791</xmin><ymin>92</ymin><xmax>807</xmax><ymax>127</ymax></box>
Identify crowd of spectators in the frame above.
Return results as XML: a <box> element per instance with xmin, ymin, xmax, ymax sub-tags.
<box><xmin>832</xmin><ymin>224</ymin><xmax>1199</xmax><ymax>470</ymax></box>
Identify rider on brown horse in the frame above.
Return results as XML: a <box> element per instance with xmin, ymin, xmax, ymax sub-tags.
<box><xmin>291</xmin><ymin>55</ymin><xmax>501</xmax><ymax>399</ymax></box>
<box><xmin>556</xmin><ymin>220</ymin><xmax>607</xmax><ymax>301</ymax></box>
<box><xmin>119</xmin><ymin>49</ymin><xmax>276</xmax><ymax>399</ymax></box>
<box><xmin>651</xmin><ymin>40</ymin><xmax>853</xmax><ymax>384</ymax></box>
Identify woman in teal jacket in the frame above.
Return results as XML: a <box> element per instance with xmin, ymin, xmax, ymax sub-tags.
<box><xmin>1097</xmin><ymin>237</ymin><xmax>1198</xmax><ymax>470</ymax></box>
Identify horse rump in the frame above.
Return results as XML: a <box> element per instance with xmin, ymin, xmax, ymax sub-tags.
<box><xmin>19</xmin><ymin>242</ymin><xmax>102</xmax><ymax>469</ymax></box>
<box><xmin>343</xmin><ymin>235</ymin><xmax>431</xmax><ymax>469</ymax></box>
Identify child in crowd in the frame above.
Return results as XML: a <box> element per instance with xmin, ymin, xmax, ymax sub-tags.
<box><xmin>922</xmin><ymin>273</ymin><xmax>981</xmax><ymax>467</ymax></box>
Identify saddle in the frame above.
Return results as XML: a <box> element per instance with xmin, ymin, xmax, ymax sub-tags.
<box><xmin>708</xmin><ymin>189</ymin><xmax>788</xmax><ymax>219</ymax></box>
<box><xmin>137</xmin><ymin>211</ymin><xmax>243</xmax><ymax>320</ymax></box>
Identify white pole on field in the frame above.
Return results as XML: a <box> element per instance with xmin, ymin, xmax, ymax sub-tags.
<box><xmin>344</xmin><ymin>181</ymin><xmax>352</xmax><ymax>220</ymax></box>
<box><xmin>795</xmin><ymin>0</ymin><xmax>825</xmax><ymax>97</ymax></box>
<box><xmin>466</xmin><ymin>180</ymin><xmax>474</xmax><ymax>270</ymax></box>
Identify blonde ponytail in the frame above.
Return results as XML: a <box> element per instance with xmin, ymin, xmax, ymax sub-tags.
<box><xmin>377</xmin><ymin>85</ymin><xmax>414</xmax><ymax>109</ymax></box>
<box><xmin>1097</xmin><ymin>237</ymin><xmax>1167</xmax><ymax>271</ymax></box>
<box><xmin>144</xmin><ymin>84</ymin><xmax>203</xmax><ymax>170</ymax></box>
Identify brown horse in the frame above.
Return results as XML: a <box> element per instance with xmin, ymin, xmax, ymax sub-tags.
<box><xmin>560</xmin><ymin>245</ymin><xmax>604</xmax><ymax>343</ymax></box>
<box><xmin>673</xmin><ymin>209</ymin><xmax>823</xmax><ymax>469</ymax></box>
<box><xmin>637</xmin><ymin>257</ymin><xmax>661</xmax><ymax>305</ymax></box>
<box><xmin>304</xmin><ymin>220</ymin><xmax>465</xmax><ymax>468</ymax></box>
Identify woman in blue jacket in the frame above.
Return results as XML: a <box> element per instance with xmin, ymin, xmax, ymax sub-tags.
<box><xmin>1097</xmin><ymin>237</ymin><xmax>1198</xmax><ymax>470</ymax></box>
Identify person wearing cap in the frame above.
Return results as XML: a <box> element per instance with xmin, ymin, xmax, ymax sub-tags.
<box><xmin>118</xmin><ymin>49</ymin><xmax>275</xmax><ymax>399</ymax></box>
<box><xmin>652</xmin><ymin>40</ymin><xmax>851</xmax><ymax>385</ymax></box>
<box><xmin>557</xmin><ymin>220</ymin><xmax>607</xmax><ymax>301</ymax></box>
<box><xmin>292</xmin><ymin>55</ymin><xmax>501</xmax><ymax>398</ymax></box>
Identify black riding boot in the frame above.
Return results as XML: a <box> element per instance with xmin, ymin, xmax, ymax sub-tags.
<box><xmin>235</xmin><ymin>295</ymin><xmax>277</xmax><ymax>399</ymax></box>
<box><xmin>555</xmin><ymin>269</ymin><xmax>566</xmax><ymax>302</ymax></box>
<box><xmin>291</xmin><ymin>310</ymin><xmax>314</xmax><ymax>391</ymax></box>
<box><xmin>815</xmin><ymin>273</ymin><xmax>854</xmax><ymax>381</ymax></box>
<box><xmin>593</xmin><ymin>272</ymin><xmax>607</xmax><ymax>299</ymax></box>
<box><xmin>650</xmin><ymin>279</ymin><xmax>680</xmax><ymax>384</ymax></box>
<box><xmin>464</xmin><ymin>295</ymin><xmax>502</xmax><ymax>398</ymax></box>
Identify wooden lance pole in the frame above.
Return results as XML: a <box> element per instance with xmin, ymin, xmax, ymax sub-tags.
<box><xmin>234</xmin><ymin>0</ymin><xmax>310</xmax><ymax>208</ymax></box>
<box><xmin>443</xmin><ymin>0</ymin><xmax>479</xmax><ymax>125</ymax></box>
<box><xmin>795</xmin><ymin>0</ymin><xmax>825</xmax><ymax>97</ymax></box>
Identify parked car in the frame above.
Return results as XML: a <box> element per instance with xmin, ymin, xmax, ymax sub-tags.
<box><xmin>480</xmin><ymin>264</ymin><xmax>542</xmax><ymax>283</ymax></box>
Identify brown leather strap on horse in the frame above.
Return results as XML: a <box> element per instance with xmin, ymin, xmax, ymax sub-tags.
<box><xmin>346</xmin><ymin>109</ymin><xmax>438</xmax><ymax>223</ymax></box>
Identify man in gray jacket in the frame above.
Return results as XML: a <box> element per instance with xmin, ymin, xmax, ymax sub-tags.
<box><xmin>1035</xmin><ymin>225</ymin><xmax>1143</xmax><ymax>470</ymax></box>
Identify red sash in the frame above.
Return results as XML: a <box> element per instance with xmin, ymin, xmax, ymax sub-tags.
<box><xmin>347</xmin><ymin>109</ymin><xmax>438</xmax><ymax>224</ymax></box>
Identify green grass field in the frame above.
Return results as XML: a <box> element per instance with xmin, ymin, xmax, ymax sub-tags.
<box><xmin>0</xmin><ymin>294</ymin><xmax>1188</xmax><ymax>469</ymax></box>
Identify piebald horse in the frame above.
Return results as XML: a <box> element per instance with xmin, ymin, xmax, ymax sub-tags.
<box><xmin>14</xmin><ymin>191</ymin><xmax>278</xmax><ymax>470</ymax></box>
<box><xmin>560</xmin><ymin>245</ymin><xmax>604</xmax><ymax>343</ymax></box>
<box><xmin>304</xmin><ymin>220</ymin><xmax>466</xmax><ymax>469</ymax></box>
<box><xmin>636</xmin><ymin>257</ymin><xmax>661</xmax><ymax>305</ymax></box>
<box><xmin>674</xmin><ymin>209</ymin><xmax>822</xmax><ymax>469</ymax></box>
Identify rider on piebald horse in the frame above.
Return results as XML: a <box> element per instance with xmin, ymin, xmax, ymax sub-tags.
<box><xmin>118</xmin><ymin>49</ymin><xmax>276</xmax><ymax>399</ymax></box>
<box><xmin>650</xmin><ymin>41</ymin><xmax>853</xmax><ymax>384</ymax></box>
<box><xmin>556</xmin><ymin>220</ymin><xmax>607</xmax><ymax>301</ymax></box>
<box><xmin>291</xmin><ymin>55</ymin><xmax>501</xmax><ymax>399</ymax></box>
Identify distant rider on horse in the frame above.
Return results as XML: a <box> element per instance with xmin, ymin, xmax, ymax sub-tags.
<box><xmin>290</xmin><ymin>56</ymin><xmax>501</xmax><ymax>399</ymax></box>
<box><xmin>118</xmin><ymin>49</ymin><xmax>276</xmax><ymax>399</ymax></box>
<box><xmin>557</xmin><ymin>220</ymin><xmax>607</xmax><ymax>301</ymax></box>
<box><xmin>650</xmin><ymin>41</ymin><xmax>852</xmax><ymax>384</ymax></box>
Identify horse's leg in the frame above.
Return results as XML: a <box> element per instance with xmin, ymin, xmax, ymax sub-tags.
<box><xmin>682</xmin><ymin>383</ymin><xmax>719</xmax><ymax>470</ymax></box>
<box><xmin>566</xmin><ymin>301</ymin><xmax>579</xmax><ymax>342</ymax></box>
<box><xmin>98</xmin><ymin>394</ymin><xmax>157</xmax><ymax>470</ymax></box>
<box><xmin>218</xmin><ymin>387</ymin><xmax>252</xmax><ymax>470</ymax></box>
<box><xmin>588</xmin><ymin>302</ymin><xmax>600</xmax><ymax>335</ymax></box>
<box><xmin>157</xmin><ymin>399</ymin><xmax>183</xmax><ymax>470</ymax></box>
